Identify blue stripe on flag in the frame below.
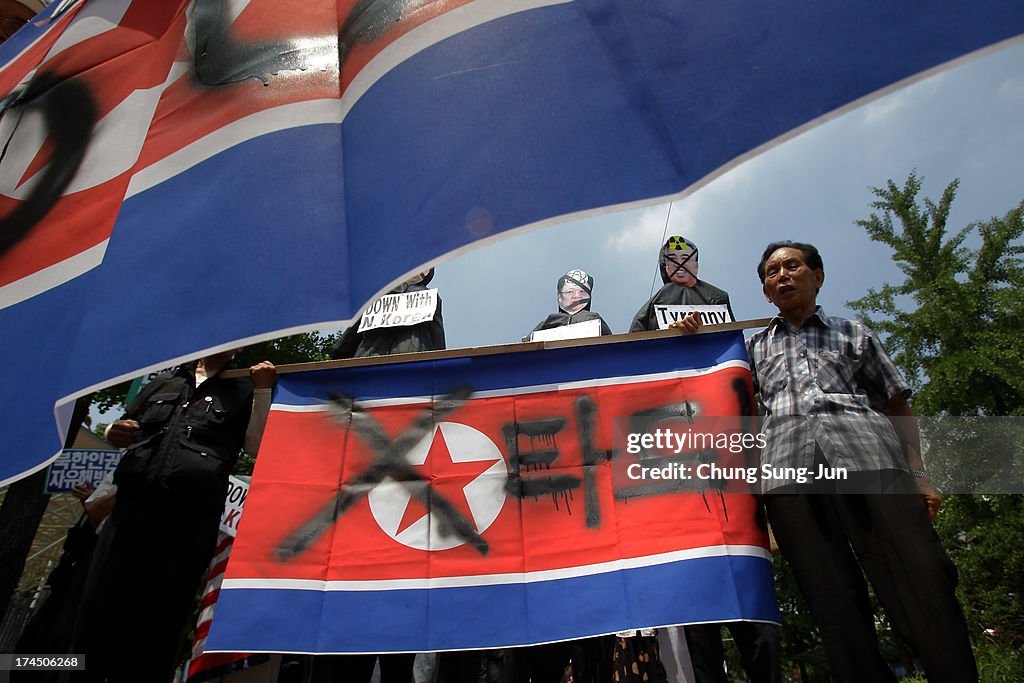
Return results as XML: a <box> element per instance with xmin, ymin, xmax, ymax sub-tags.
<box><xmin>207</xmin><ymin>554</ymin><xmax>777</xmax><ymax>653</ymax></box>
<box><xmin>0</xmin><ymin>1</ymin><xmax>66</xmax><ymax>66</ymax></box>
<box><xmin>273</xmin><ymin>332</ymin><xmax>750</xmax><ymax>407</ymax></box>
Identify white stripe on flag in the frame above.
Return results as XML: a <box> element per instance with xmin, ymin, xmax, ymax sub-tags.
<box><xmin>222</xmin><ymin>544</ymin><xmax>771</xmax><ymax>592</ymax></box>
<box><xmin>126</xmin><ymin>0</ymin><xmax>574</xmax><ymax>198</ymax></box>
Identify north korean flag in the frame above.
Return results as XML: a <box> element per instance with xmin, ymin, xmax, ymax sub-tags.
<box><xmin>208</xmin><ymin>331</ymin><xmax>778</xmax><ymax>654</ymax></box>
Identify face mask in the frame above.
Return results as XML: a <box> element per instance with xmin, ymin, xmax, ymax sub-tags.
<box><xmin>557</xmin><ymin>269</ymin><xmax>593</xmax><ymax>313</ymax></box>
<box><xmin>663</xmin><ymin>237</ymin><xmax>698</xmax><ymax>286</ymax></box>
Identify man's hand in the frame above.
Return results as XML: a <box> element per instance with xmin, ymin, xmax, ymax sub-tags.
<box><xmin>250</xmin><ymin>360</ymin><xmax>276</xmax><ymax>389</ymax></box>
<box><xmin>883</xmin><ymin>393</ymin><xmax>939</xmax><ymax>522</ymax></box>
<box><xmin>71</xmin><ymin>482</ymin><xmax>96</xmax><ymax>502</ymax></box>
<box><xmin>916</xmin><ymin>476</ymin><xmax>941</xmax><ymax>522</ymax></box>
<box><xmin>105</xmin><ymin>419</ymin><xmax>140</xmax><ymax>448</ymax></box>
<box><xmin>668</xmin><ymin>311</ymin><xmax>702</xmax><ymax>334</ymax></box>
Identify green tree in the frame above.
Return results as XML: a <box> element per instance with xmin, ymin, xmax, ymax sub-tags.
<box><xmin>232</xmin><ymin>329</ymin><xmax>340</xmax><ymax>369</ymax></box>
<box><xmin>847</xmin><ymin>172</ymin><xmax>1024</xmax><ymax>681</ymax></box>
<box><xmin>847</xmin><ymin>171</ymin><xmax>1024</xmax><ymax>416</ymax></box>
<box><xmin>233</xmin><ymin>330</ymin><xmax>341</xmax><ymax>474</ymax></box>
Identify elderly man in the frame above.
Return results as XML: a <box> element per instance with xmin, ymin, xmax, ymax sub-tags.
<box><xmin>747</xmin><ymin>241</ymin><xmax>976</xmax><ymax>682</ymax></box>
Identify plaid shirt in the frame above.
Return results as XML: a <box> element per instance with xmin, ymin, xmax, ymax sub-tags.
<box><xmin>745</xmin><ymin>307</ymin><xmax>911</xmax><ymax>491</ymax></box>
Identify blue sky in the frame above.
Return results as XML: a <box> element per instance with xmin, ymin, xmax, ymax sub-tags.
<box><xmin>428</xmin><ymin>40</ymin><xmax>1024</xmax><ymax>350</ymax></box>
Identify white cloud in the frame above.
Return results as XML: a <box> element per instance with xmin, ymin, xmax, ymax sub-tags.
<box><xmin>860</xmin><ymin>90</ymin><xmax>910</xmax><ymax>125</ymax></box>
<box><xmin>859</xmin><ymin>71</ymin><xmax>947</xmax><ymax>126</ymax></box>
<box><xmin>602</xmin><ymin>204</ymin><xmax>671</xmax><ymax>255</ymax></box>
<box><xmin>601</xmin><ymin>150</ymin><xmax>769</xmax><ymax>257</ymax></box>
<box><xmin>997</xmin><ymin>75</ymin><xmax>1024</xmax><ymax>100</ymax></box>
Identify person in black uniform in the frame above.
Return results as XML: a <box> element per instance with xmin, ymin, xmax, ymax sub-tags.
<box><xmin>331</xmin><ymin>268</ymin><xmax>444</xmax><ymax>359</ymax></box>
<box><xmin>512</xmin><ymin>268</ymin><xmax>614</xmax><ymax>683</ymax></box>
<box><xmin>71</xmin><ymin>350</ymin><xmax>275</xmax><ymax>683</ymax></box>
<box><xmin>316</xmin><ymin>268</ymin><xmax>445</xmax><ymax>683</ymax></box>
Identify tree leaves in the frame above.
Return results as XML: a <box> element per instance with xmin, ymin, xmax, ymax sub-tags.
<box><xmin>848</xmin><ymin>174</ymin><xmax>1024</xmax><ymax>673</ymax></box>
<box><xmin>848</xmin><ymin>171</ymin><xmax>1024</xmax><ymax>416</ymax></box>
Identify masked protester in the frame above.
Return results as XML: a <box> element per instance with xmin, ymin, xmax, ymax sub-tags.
<box><xmin>630</xmin><ymin>236</ymin><xmax>734</xmax><ymax>332</ymax></box>
<box><xmin>493</xmin><ymin>268</ymin><xmax>614</xmax><ymax>683</ymax></box>
<box><xmin>525</xmin><ymin>268</ymin><xmax>613</xmax><ymax>340</ymax></box>
<box><xmin>331</xmin><ymin>268</ymin><xmax>445</xmax><ymax>359</ymax></box>
<box><xmin>626</xmin><ymin>236</ymin><xmax>781</xmax><ymax>683</ymax></box>
<box><xmin>321</xmin><ymin>268</ymin><xmax>445</xmax><ymax>683</ymax></box>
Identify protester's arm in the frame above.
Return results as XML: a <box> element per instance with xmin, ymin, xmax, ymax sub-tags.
<box><xmin>859</xmin><ymin>327</ymin><xmax>940</xmax><ymax>521</ymax></box>
<box><xmin>244</xmin><ymin>361</ymin><xmax>277</xmax><ymax>456</ymax></box>
<box><xmin>104</xmin><ymin>374</ymin><xmax>171</xmax><ymax>447</ymax></box>
<box><xmin>885</xmin><ymin>393</ymin><xmax>940</xmax><ymax>522</ymax></box>
<box><xmin>83</xmin><ymin>472</ymin><xmax>117</xmax><ymax>531</ymax></box>
<box><xmin>71</xmin><ymin>482</ymin><xmax>96</xmax><ymax>502</ymax></box>
<box><xmin>84</xmin><ymin>491</ymin><xmax>117</xmax><ymax>530</ymax></box>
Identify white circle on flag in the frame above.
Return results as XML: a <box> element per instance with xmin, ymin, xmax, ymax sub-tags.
<box><xmin>367</xmin><ymin>421</ymin><xmax>507</xmax><ymax>551</ymax></box>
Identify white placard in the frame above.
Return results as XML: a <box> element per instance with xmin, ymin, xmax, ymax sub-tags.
<box><xmin>357</xmin><ymin>288</ymin><xmax>438</xmax><ymax>332</ymax></box>
<box><xmin>220</xmin><ymin>475</ymin><xmax>250</xmax><ymax>537</ymax></box>
<box><xmin>652</xmin><ymin>304</ymin><xmax>732</xmax><ymax>329</ymax></box>
<box><xmin>527</xmin><ymin>318</ymin><xmax>602</xmax><ymax>342</ymax></box>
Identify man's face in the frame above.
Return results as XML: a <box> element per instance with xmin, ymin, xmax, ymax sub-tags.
<box><xmin>557</xmin><ymin>281</ymin><xmax>590</xmax><ymax>314</ymax></box>
<box><xmin>664</xmin><ymin>249</ymin><xmax>698</xmax><ymax>287</ymax></box>
<box><xmin>762</xmin><ymin>247</ymin><xmax>823</xmax><ymax>312</ymax></box>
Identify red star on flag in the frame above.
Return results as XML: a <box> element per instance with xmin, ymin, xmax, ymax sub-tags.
<box><xmin>396</xmin><ymin>427</ymin><xmax>501</xmax><ymax>537</ymax></box>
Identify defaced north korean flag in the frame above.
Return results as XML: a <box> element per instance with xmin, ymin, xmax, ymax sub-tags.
<box><xmin>206</xmin><ymin>331</ymin><xmax>777</xmax><ymax>653</ymax></box>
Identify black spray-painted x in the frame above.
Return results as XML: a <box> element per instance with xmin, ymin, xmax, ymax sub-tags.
<box><xmin>276</xmin><ymin>386</ymin><xmax>489</xmax><ymax>561</ymax></box>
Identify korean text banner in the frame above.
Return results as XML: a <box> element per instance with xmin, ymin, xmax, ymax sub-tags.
<box><xmin>206</xmin><ymin>332</ymin><xmax>777</xmax><ymax>654</ymax></box>
<box><xmin>2</xmin><ymin>0</ymin><xmax>1023</xmax><ymax>484</ymax></box>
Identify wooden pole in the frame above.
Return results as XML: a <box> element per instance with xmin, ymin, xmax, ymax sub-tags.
<box><xmin>222</xmin><ymin>318</ymin><xmax>773</xmax><ymax>378</ymax></box>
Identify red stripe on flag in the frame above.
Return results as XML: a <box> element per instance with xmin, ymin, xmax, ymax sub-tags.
<box><xmin>227</xmin><ymin>368</ymin><xmax>767</xmax><ymax>584</ymax></box>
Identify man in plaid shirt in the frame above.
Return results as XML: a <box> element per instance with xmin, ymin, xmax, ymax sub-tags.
<box><xmin>747</xmin><ymin>241</ymin><xmax>976</xmax><ymax>683</ymax></box>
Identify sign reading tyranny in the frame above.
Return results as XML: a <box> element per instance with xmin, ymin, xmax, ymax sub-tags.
<box><xmin>206</xmin><ymin>332</ymin><xmax>777</xmax><ymax>654</ymax></box>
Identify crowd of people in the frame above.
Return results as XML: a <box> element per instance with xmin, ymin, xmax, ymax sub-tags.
<box><xmin>17</xmin><ymin>237</ymin><xmax>976</xmax><ymax>683</ymax></box>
